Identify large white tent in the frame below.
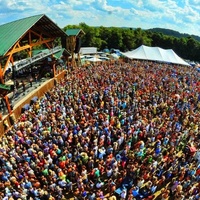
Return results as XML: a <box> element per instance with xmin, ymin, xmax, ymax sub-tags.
<box><xmin>122</xmin><ymin>45</ymin><xmax>190</xmax><ymax>66</ymax></box>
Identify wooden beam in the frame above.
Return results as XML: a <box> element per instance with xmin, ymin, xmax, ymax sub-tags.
<box><xmin>5</xmin><ymin>38</ymin><xmax>54</xmax><ymax>56</ymax></box>
<box><xmin>31</xmin><ymin>26</ymin><xmax>52</xmax><ymax>38</ymax></box>
<box><xmin>0</xmin><ymin>63</ymin><xmax>4</xmax><ymax>84</ymax></box>
<box><xmin>3</xmin><ymin>53</ymin><xmax>13</xmax><ymax>76</ymax></box>
<box><xmin>1</xmin><ymin>28</ymin><xmax>56</xmax><ymax>82</ymax></box>
<box><xmin>4</xmin><ymin>95</ymin><xmax>12</xmax><ymax>114</ymax></box>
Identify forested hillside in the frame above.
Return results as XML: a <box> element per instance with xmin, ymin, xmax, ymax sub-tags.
<box><xmin>63</xmin><ymin>23</ymin><xmax>200</xmax><ymax>62</ymax></box>
<box><xmin>147</xmin><ymin>28</ymin><xmax>200</xmax><ymax>42</ymax></box>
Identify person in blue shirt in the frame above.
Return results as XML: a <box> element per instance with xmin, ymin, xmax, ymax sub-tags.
<box><xmin>132</xmin><ymin>186</ymin><xmax>140</xmax><ymax>197</ymax></box>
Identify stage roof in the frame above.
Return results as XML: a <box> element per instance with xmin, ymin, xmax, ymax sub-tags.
<box><xmin>0</xmin><ymin>14</ymin><xmax>67</xmax><ymax>57</ymax></box>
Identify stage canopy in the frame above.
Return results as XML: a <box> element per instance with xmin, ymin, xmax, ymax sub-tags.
<box><xmin>122</xmin><ymin>45</ymin><xmax>190</xmax><ymax>66</ymax></box>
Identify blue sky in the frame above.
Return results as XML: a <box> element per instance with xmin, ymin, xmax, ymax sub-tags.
<box><xmin>0</xmin><ymin>0</ymin><xmax>200</xmax><ymax>36</ymax></box>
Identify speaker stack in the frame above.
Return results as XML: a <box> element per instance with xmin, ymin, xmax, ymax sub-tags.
<box><xmin>74</xmin><ymin>37</ymin><xmax>81</xmax><ymax>53</ymax></box>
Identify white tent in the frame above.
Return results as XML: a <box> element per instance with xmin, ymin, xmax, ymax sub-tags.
<box><xmin>110</xmin><ymin>53</ymin><xmax>120</xmax><ymax>59</ymax></box>
<box><xmin>122</xmin><ymin>45</ymin><xmax>190</xmax><ymax>66</ymax></box>
<box><xmin>85</xmin><ymin>57</ymin><xmax>102</xmax><ymax>62</ymax></box>
<box><xmin>80</xmin><ymin>47</ymin><xmax>97</xmax><ymax>55</ymax></box>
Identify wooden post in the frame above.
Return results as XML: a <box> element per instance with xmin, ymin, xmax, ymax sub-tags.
<box><xmin>53</xmin><ymin>63</ymin><xmax>56</xmax><ymax>77</ymax></box>
<box><xmin>4</xmin><ymin>95</ymin><xmax>12</xmax><ymax>114</ymax></box>
<box><xmin>0</xmin><ymin>64</ymin><xmax>4</xmax><ymax>84</ymax></box>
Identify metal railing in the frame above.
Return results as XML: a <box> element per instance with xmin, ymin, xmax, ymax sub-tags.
<box><xmin>0</xmin><ymin>77</ymin><xmax>48</xmax><ymax>116</ymax></box>
<box><xmin>15</xmin><ymin>46</ymin><xmax>62</xmax><ymax>71</ymax></box>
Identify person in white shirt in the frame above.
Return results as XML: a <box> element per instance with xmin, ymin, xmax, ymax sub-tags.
<box><xmin>120</xmin><ymin>189</ymin><xmax>127</xmax><ymax>200</ymax></box>
<box><xmin>96</xmin><ymin>180</ymin><xmax>104</xmax><ymax>189</ymax></box>
<box><xmin>137</xmin><ymin>177</ymin><xmax>144</xmax><ymax>188</ymax></box>
<box><xmin>106</xmin><ymin>166</ymin><xmax>113</xmax><ymax>178</ymax></box>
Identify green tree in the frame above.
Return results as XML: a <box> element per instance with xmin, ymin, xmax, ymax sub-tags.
<box><xmin>134</xmin><ymin>28</ymin><xmax>152</xmax><ymax>47</ymax></box>
<box><xmin>107</xmin><ymin>27</ymin><xmax>123</xmax><ymax>49</ymax></box>
<box><xmin>150</xmin><ymin>32</ymin><xmax>164</xmax><ymax>47</ymax></box>
<box><xmin>186</xmin><ymin>37</ymin><xmax>199</xmax><ymax>60</ymax></box>
<box><xmin>121</xmin><ymin>28</ymin><xmax>135</xmax><ymax>51</ymax></box>
<box><xmin>99</xmin><ymin>26</ymin><xmax>112</xmax><ymax>50</ymax></box>
<box><xmin>61</xmin><ymin>23</ymin><xmax>200</xmax><ymax>62</ymax></box>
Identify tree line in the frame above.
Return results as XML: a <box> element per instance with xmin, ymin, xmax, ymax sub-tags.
<box><xmin>63</xmin><ymin>23</ymin><xmax>200</xmax><ymax>62</ymax></box>
<box><xmin>148</xmin><ymin>28</ymin><xmax>200</xmax><ymax>43</ymax></box>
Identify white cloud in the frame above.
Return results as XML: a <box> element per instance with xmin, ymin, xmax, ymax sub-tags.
<box><xmin>0</xmin><ymin>0</ymin><xmax>200</xmax><ymax>35</ymax></box>
<box><xmin>136</xmin><ymin>0</ymin><xmax>144</xmax><ymax>7</ymax></box>
<box><xmin>189</xmin><ymin>0</ymin><xmax>200</xmax><ymax>4</ymax></box>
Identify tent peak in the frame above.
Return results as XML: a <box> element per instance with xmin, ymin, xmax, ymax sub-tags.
<box><xmin>122</xmin><ymin>45</ymin><xmax>190</xmax><ymax>66</ymax></box>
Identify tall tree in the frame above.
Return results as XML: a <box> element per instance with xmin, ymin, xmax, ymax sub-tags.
<box><xmin>134</xmin><ymin>28</ymin><xmax>152</xmax><ymax>47</ymax></box>
<box><xmin>186</xmin><ymin>37</ymin><xmax>199</xmax><ymax>60</ymax></box>
<box><xmin>121</xmin><ymin>28</ymin><xmax>135</xmax><ymax>51</ymax></box>
<box><xmin>107</xmin><ymin>27</ymin><xmax>123</xmax><ymax>49</ymax></box>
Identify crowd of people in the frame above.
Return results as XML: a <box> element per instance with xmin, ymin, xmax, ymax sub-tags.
<box><xmin>0</xmin><ymin>60</ymin><xmax>200</xmax><ymax>200</ymax></box>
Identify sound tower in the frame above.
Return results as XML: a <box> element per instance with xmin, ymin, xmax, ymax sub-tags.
<box><xmin>61</xmin><ymin>36</ymin><xmax>67</xmax><ymax>49</ymax></box>
<box><xmin>74</xmin><ymin>37</ymin><xmax>81</xmax><ymax>53</ymax></box>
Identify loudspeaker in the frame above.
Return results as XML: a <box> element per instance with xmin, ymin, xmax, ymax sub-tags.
<box><xmin>10</xmin><ymin>85</ymin><xmax>14</xmax><ymax>91</ymax></box>
<box><xmin>74</xmin><ymin>37</ymin><xmax>81</xmax><ymax>53</ymax></box>
<box><xmin>12</xmin><ymin>65</ymin><xmax>16</xmax><ymax>79</ymax></box>
<box><xmin>61</xmin><ymin>36</ymin><xmax>67</xmax><ymax>49</ymax></box>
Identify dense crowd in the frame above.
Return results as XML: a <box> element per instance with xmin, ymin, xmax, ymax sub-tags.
<box><xmin>0</xmin><ymin>60</ymin><xmax>200</xmax><ymax>200</ymax></box>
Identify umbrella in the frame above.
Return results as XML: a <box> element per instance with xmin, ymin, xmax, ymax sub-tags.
<box><xmin>103</xmin><ymin>48</ymin><xmax>110</xmax><ymax>53</ymax></box>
